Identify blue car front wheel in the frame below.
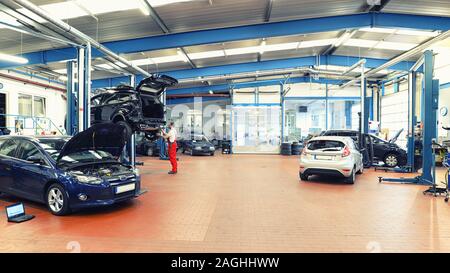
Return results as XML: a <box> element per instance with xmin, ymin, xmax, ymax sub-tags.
<box><xmin>46</xmin><ymin>184</ymin><xmax>71</xmax><ymax>216</ymax></box>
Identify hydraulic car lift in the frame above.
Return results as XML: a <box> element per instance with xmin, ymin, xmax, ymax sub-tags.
<box><xmin>378</xmin><ymin>50</ymin><xmax>442</xmax><ymax>195</ymax></box>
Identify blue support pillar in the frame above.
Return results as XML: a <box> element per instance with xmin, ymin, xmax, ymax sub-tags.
<box><xmin>280</xmin><ymin>83</ymin><xmax>285</xmax><ymax>142</ymax></box>
<box><xmin>370</xmin><ymin>87</ymin><xmax>374</xmax><ymax>121</ymax></box>
<box><xmin>325</xmin><ymin>83</ymin><xmax>329</xmax><ymax>130</ymax></box>
<box><xmin>407</xmin><ymin>71</ymin><xmax>417</xmax><ymax>170</ymax></box>
<box><xmin>83</xmin><ymin>44</ymin><xmax>91</xmax><ymax>129</ymax></box>
<box><xmin>362</xmin><ymin>79</ymin><xmax>369</xmax><ymax>134</ymax></box>
<box><xmin>66</xmin><ymin>61</ymin><xmax>77</xmax><ymax>135</ymax></box>
<box><xmin>421</xmin><ymin>50</ymin><xmax>436</xmax><ymax>183</ymax></box>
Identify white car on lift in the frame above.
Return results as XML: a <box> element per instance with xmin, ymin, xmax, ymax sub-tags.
<box><xmin>299</xmin><ymin>136</ymin><xmax>364</xmax><ymax>184</ymax></box>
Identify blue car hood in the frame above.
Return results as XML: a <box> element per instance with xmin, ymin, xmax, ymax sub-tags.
<box><xmin>56</xmin><ymin>123</ymin><xmax>131</xmax><ymax>163</ymax></box>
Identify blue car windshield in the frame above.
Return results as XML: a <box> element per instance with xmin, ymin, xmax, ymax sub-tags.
<box><xmin>38</xmin><ymin>138</ymin><xmax>70</xmax><ymax>160</ymax></box>
<box><xmin>59</xmin><ymin>150</ymin><xmax>116</xmax><ymax>164</ymax></box>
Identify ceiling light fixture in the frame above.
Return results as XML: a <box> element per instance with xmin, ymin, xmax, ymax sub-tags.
<box><xmin>0</xmin><ymin>53</ymin><xmax>28</xmax><ymax>64</ymax></box>
<box><xmin>259</xmin><ymin>40</ymin><xmax>267</xmax><ymax>55</ymax></box>
<box><xmin>139</xmin><ymin>0</ymin><xmax>150</xmax><ymax>15</ymax></box>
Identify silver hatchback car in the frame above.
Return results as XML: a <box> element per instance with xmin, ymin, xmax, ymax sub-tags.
<box><xmin>299</xmin><ymin>136</ymin><xmax>364</xmax><ymax>184</ymax></box>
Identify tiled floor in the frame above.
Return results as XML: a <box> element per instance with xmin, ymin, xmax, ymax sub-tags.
<box><xmin>1</xmin><ymin>153</ymin><xmax>450</xmax><ymax>253</ymax></box>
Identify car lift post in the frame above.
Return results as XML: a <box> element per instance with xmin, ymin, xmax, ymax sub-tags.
<box><xmin>76</xmin><ymin>43</ymin><xmax>91</xmax><ymax>132</ymax></box>
<box><xmin>66</xmin><ymin>60</ymin><xmax>77</xmax><ymax>135</ymax></box>
<box><xmin>379</xmin><ymin>50</ymin><xmax>441</xmax><ymax>193</ymax></box>
<box><xmin>159</xmin><ymin>84</ymin><xmax>169</xmax><ymax>160</ymax></box>
<box><xmin>406</xmin><ymin>70</ymin><xmax>417</xmax><ymax>172</ymax></box>
<box><xmin>129</xmin><ymin>75</ymin><xmax>138</xmax><ymax>168</ymax></box>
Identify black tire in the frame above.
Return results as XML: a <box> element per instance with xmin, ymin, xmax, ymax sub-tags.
<box><xmin>146</xmin><ymin>147</ymin><xmax>154</xmax><ymax>156</ymax></box>
<box><xmin>300</xmin><ymin>173</ymin><xmax>308</xmax><ymax>181</ymax></box>
<box><xmin>115</xmin><ymin>120</ymin><xmax>133</xmax><ymax>137</ymax></box>
<box><xmin>383</xmin><ymin>153</ymin><xmax>399</xmax><ymax>168</ymax></box>
<box><xmin>210</xmin><ymin>152</ymin><xmax>215</xmax><ymax>156</ymax></box>
<box><xmin>345</xmin><ymin>170</ymin><xmax>356</xmax><ymax>184</ymax></box>
<box><xmin>46</xmin><ymin>183</ymin><xmax>71</xmax><ymax>216</ymax></box>
<box><xmin>356</xmin><ymin>164</ymin><xmax>364</xmax><ymax>174</ymax></box>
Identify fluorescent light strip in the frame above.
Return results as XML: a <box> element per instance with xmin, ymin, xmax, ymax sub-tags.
<box><xmin>360</xmin><ymin>27</ymin><xmax>440</xmax><ymax>37</ymax></box>
<box><xmin>344</xmin><ymin>39</ymin><xmax>418</xmax><ymax>51</ymax></box>
<box><xmin>0</xmin><ymin>53</ymin><xmax>28</xmax><ymax>64</ymax></box>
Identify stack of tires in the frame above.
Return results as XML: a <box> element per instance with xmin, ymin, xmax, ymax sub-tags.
<box><xmin>291</xmin><ymin>142</ymin><xmax>302</xmax><ymax>155</ymax></box>
<box><xmin>280</xmin><ymin>142</ymin><xmax>292</xmax><ymax>155</ymax></box>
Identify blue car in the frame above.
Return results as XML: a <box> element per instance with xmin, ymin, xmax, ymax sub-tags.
<box><xmin>0</xmin><ymin>123</ymin><xmax>141</xmax><ymax>216</ymax></box>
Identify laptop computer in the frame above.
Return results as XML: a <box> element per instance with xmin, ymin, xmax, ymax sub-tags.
<box><xmin>5</xmin><ymin>203</ymin><xmax>35</xmax><ymax>223</ymax></box>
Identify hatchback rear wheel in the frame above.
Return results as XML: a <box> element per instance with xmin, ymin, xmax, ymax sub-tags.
<box><xmin>345</xmin><ymin>169</ymin><xmax>355</xmax><ymax>184</ymax></box>
<box><xmin>300</xmin><ymin>173</ymin><xmax>309</xmax><ymax>181</ymax></box>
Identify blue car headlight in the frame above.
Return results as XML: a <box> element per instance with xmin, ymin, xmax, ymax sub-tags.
<box><xmin>70</xmin><ymin>172</ymin><xmax>103</xmax><ymax>185</ymax></box>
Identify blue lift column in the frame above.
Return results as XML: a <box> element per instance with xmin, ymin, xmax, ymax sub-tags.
<box><xmin>421</xmin><ymin>50</ymin><xmax>438</xmax><ymax>184</ymax></box>
<box><xmin>129</xmin><ymin>75</ymin><xmax>137</xmax><ymax>167</ymax></box>
<box><xmin>66</xmin><ymin>60</ymin><xmax>77</xmax><ymax>135</ymax></box>
<box><xmin>76</xmin><ymin>44</ymin><xmax>91</xmax><ymax>132</ymax></box>
<box><xmin>406</xmin><ymin>71</ymin><xmax>417</xmax><ymax>171</ymax></box>
<box><xmin>379</xmin><ymin>50</ymin><xmax>441</xmax><ymax>191</ymax></box>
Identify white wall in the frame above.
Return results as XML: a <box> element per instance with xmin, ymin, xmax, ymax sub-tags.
<box><xmin>0</xmin><ymin>71</ymin><xmax>66</xmax><ymax>135</ymax></box>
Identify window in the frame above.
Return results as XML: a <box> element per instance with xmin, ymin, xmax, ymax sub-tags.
<box><xmin>104</xmin><ymin>94</ymin><xmax>120</xmax><ymax>105</ymax></box>
<box><xmin>307</xmin><ymin>140</ymin><xmax>345</xmax><ymax>151</ymax></box>
<box><xmin>91</xmin><ymin>95</ymin><xmax>104</xmax><ymax>106</ymax></box>
<box><xmin>34</xmin><ymin>97</ymin><xmax>46</xmax><ymax>117</ymax></box>
<box><xmin>0</xmin><ymin>139</ymin><xmax>19</xmax><ymax>157</ymax></box>
<box><xmin>18</xmin><ymin>94</ymin><xmax>32</xmax><ymax>116</ymax></box>
<box><xmin>17</xmin><ymin>141</ymin><xmax>42</xmax><ymax>161</ymax></box>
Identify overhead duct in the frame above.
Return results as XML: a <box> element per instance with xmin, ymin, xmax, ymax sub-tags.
<box><xmin>7</xmin><ymin>0</ymin><xmax>151</xmax><ymax>77</ymax></box>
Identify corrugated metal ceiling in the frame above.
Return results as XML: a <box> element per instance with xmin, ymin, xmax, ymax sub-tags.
<box><xmin>1</xmin><ymin>0</ymin><xmax>449</xmax><ymax>82</ymax></box>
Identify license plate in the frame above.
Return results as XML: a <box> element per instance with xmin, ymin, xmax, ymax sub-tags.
<box><xmin>115</xmin><ymin>183</ymin><xmax>136</xmax><ymax>194</ymax></box>
<box><xmin>315</xmin><ymin>155</ymin><xmax>333</xmax><ymax>160</ymax></box>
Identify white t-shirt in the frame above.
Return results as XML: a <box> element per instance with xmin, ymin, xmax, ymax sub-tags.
<box><xmin>166</xmin><ymin>128</ymin><xmax>177</xmax><ymax>143</ymax></box>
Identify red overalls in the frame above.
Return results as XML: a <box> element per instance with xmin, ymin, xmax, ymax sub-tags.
<box><xmin>168</xmin><ymin>141</ymin><xmax>178</xmax><ymax>172</ymax></box>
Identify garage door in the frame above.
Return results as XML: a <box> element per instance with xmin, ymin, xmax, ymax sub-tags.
<box><xmin>380</xmin><ymin>91</ymin><xmax>408</xmax><ymax>148</ymax></box>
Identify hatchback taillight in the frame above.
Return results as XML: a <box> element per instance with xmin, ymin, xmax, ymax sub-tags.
<box><xmin>342</xmin><ymin>146</ymin><xmax>351</xmax><ymax>157</ymax></box>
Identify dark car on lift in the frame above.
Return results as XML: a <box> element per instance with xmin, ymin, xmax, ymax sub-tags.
<box><xmin>181</xmin><ymin>134</ymin><xmax>216</xmax><ymax>156</ymax></box>
<box><xmin>320</xmin><ymin>129</ymin><xmax>407</xmax><ymax>168</ymax></box>
<box><xmin>90</xmin><ymin>74</ymin><xmax>178</xmax><ymax>140</ymax></box>
<box><xmin>135</xmin><ymin>133</ymin><xmax>160</xmax><ymax>157</ymax></box>
<box><xmin>0</xmin><ymin>123</ymin><xmax>141</xmax><ymax>216</ymax></box>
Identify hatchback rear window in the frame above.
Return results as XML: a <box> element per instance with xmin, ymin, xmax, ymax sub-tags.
<box><xmin>307</xmin><ymin>140</ymin><xmax>345</xmax><ymax>151</ymax></box>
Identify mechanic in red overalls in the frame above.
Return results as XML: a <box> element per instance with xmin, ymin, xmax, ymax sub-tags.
<box><xmin>161</xmin><ymin>121</ymin><xmax>178</xmax><ymax>174</ymax></box>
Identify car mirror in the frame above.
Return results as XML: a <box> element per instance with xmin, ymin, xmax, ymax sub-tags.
<box><xmin>27</xmin><ymin>155</ymin><xmax>45</xmax><ymax>165</ymax></box>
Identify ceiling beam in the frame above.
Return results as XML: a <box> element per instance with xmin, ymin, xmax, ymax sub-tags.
<box><xmin>1</xmin><ymin>12</ymin><xmax>449</xmax><ymax>69</ymax></box>
<box><xmin>264</xmin><ymin>0</ymin><xmax>274</xmax><ymax>22</ymax></box>
<box><xmin>91</xmin><ymin>54</ymin><xmax>415</xmax><ymax>89</ymax></box>
<box><xmin>361</xmin><ymin>0</ymin><xmax>392</xmax><ymax>12</ymax></box>
<box><xmin>142</xmin><ymin>0</ymin><xmax>196</xmax><ymax>69</ymax></box>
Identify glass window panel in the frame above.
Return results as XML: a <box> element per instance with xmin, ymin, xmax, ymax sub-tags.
<box><xmin>34</xmin><ymin>96</ymin><xmax>46</xmax><ymax>117</ymax></box>
<box><xmin>18</xmin><ymin>94</ymin><xmax>32</xmax><ymax>116</ymax></box>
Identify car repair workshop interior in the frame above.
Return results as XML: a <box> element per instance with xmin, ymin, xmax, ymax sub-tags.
<box><xmin>0</xmin><ymin>0</ymin><xmax>450</xmax><ymax>254</ymax></box>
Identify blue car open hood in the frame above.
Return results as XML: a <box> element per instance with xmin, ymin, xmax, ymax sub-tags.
<box><xmin>56</xmin><ymin>123</ymin><xmax>131</xmax><ymax>163</ymax></box>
